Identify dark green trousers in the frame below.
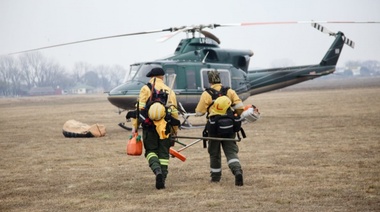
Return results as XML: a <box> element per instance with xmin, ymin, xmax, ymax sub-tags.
<box><xmin>207</xmin><ymin>133</ymin><xmax>242</xmax><ymax>179</ymax></box>
<box><xmin>143</xmin><ymin>129</ymin><xmax>171</xmax><ymax>178</ymax></box>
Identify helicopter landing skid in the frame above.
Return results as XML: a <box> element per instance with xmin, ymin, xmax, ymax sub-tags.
<box><xmin>118</xmin><ymin>122</ymin><xmax>143</xmax><ymax>131</ymax></box>
<box><xmin>118</xmin><ymin>122</ymin><xmax>133</xmax><ymax>131</ymax></box>
<box><xmin>180</xmin><ymin>123</ymin><xmax>205</xmax><ymax>129</ymax></box>
<box><xmin>179</xmin><ymin>112</ymin><xmax>205</xmax><ymax>129</ymax></box>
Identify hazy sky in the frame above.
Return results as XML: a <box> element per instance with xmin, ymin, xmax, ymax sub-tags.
<box><xmin>1</xmin><ymin>0</ymin><xmax>380</xmax><ymax>71</ymax></box>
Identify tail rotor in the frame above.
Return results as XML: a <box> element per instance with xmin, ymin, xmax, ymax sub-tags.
<box><xmin>311</xmin><ymin>22</ymin><xmax>355</xmax><ymax>48</ymax></box>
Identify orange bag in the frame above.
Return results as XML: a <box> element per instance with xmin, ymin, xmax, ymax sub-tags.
<box><xmin>126</xmin><ymin>133</ymin><xmax>143</xmax><ymax>156</ymax></box>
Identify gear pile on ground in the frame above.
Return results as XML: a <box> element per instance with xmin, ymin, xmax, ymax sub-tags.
<box><xmin>62</xmin><ymin>119</ymin><xmax>106</xmax><ymax>138</ymax></box>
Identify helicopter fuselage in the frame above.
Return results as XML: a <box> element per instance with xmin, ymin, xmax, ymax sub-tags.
<box><xmin>107</xmin><ymin>29</ymin><xmax>345</xmax><ymax>113</ymax></box>
<box><xmin>107</xmin><ymin>60</ymin><xmax>251</xmax><ymax>112</ymax></box>
<box><xmin>107</xmin><ymin>61</ymin><xmax>335</xmax><ymax>112</ymax></box>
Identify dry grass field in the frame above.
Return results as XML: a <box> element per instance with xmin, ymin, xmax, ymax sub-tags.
<box><xmin>1</xmin><ymin>76</ymin><xmax>379</xmax><ymax>211</ymax></box>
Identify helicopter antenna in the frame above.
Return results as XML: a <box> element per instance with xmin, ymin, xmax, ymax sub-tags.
<box><xmin>202</xmin><ymin>51</ymin><xmax>210</xmax><ymax>64</ymax></box>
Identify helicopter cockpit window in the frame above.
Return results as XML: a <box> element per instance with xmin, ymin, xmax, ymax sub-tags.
<box><xmin>132</xmin><ymin>64</ymin><xmax>161</xmax><ymax>83</ymax></box>
<box><xmin>123</xmin><ymin>64</ymin><xmax>140</xmax><ymax>83</ymax></box>
<box><xmin>201</xmin><ymin>69</ymin><xmax>231</xmax><ymax>89</ymax></box>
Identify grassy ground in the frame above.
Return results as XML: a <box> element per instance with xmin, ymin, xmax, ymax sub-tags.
<box><xmin>0</xmin><ymin>76</ymin><xmax>379</xmax><ymax>211</ymax></box>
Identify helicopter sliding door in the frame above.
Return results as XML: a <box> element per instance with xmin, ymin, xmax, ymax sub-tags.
<box><xmin>168</xmin><ymin>64</ymin><xmax>203</xmax><ymax>112</ymax></box>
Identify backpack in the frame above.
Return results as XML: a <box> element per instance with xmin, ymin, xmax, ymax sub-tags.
<box><xmin>205</xmin><ymin>86</ymin><xmax>244</xmax><ymax>138</ymax></box>
<box><xmin>145</xmin><ymin>82</ymin><xmax>169</xmax><ymax>107</ymax></box>
<box><xmin>207</xmin><ymin>110</ymin><xmax>242</xmax><ymax>137</ymax></box>
<box><xmin>140</xmin><ymin>82</ymin><xmax>180</xmax><ymax>129</ymax></box>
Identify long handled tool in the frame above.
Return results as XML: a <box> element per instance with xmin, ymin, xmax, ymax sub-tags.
<box><xmin>169</xmin><ymin>139</ymin><xmax>202</xmax><ymax>162</ymax></box>
<box><xmin>177</xmin><ymin>139</ymin><xmax>202</xmax><ymax>152</ymax></box>
<box><xmin>173</xmin><ymin>135</ymin><xmax>241</xmax><ymax>142</ymax></box>
<box><xmin>170</xmin><ymin>134</ymin><xmax>241</xmax><ymax>161</ymax></box>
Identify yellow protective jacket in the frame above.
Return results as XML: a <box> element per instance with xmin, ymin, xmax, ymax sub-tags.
<box><xmin>132</xmin><ymin>77</ymin><xmax>179</xmax><ymax>135</ymax></box>
<box><xmin>195</xmin><ymin>83</ymin><xmax>244</xmax><ymax>117</ymax></box>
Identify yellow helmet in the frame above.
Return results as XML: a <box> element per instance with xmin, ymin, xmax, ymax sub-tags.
<box><xmin>211</xmin><ymin>96</ymin><xmax>231</xmax><ymax>115</ymax></box>
<box><xmin>148</xmin><ymin>102</ymin><xmax>166</xmax><ymax>121</ymax></box>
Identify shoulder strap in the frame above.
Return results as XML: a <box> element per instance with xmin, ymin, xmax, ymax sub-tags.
<box><xmin>144</xmin><ymin>82</ymin><xmax>156</xmax><ymax>109</ymax></box>
<box><xmin>205</xmin><ymin>87</ymin><xmax>219</xmax><ymax>100</ymax></box>
<box><xmin>205</xmin><ymin>86</ymin><xmax>230</xmax><ymax>118</ymax></box>
<box><xmin>146</xmin><ymin>82</ymin><xmax>153</xmax><ymax>92</ymax></box>
<box><xmin>220</xmin><ymin>86</ymin><xmax>230</xmax><ymax>96</ymax></box>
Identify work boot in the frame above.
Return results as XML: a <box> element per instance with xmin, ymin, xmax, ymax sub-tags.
<box><xmin>234</xmin><ymin>170</ymin><xmax>243</xmax><ymax>186</ymax></box>
<box><xmin>210</xmin><ymin>171</ymin><xmax>221</xmax><ymax>183</ymax></box>
<box><xmin>154</xmin><ymin>169</ymin><xmax>165</xmax><ymax>189</ymax></box>
<box><xmin>211</xmin><ymin>176</ymin><xmax>221</xmax><ymax>183</ymax></box>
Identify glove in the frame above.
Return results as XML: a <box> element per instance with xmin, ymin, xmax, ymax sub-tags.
<box><xmin>131</xmin><ymin>127</ymin><xmax>137</xmax><ymax>135</ymax></box>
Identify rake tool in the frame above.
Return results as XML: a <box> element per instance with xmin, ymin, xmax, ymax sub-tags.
<box><xmin>169</xmin><ymin>138</ymin><xmax>203</xmax><ymax>162</ymax></box>
<box><xmin>169</xmin><ymin>135</ymin><xmax>241</xmax><ymax>162</ymax></box>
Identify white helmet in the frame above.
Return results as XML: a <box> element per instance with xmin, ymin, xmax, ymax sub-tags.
<box><xmin>148</xmin><ymin>102</ymin><xmax>166</xmax><ymax>121</ymax></box>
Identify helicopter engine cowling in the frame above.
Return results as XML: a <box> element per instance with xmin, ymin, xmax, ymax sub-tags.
<box><xmin>201</xmin><ymin>49</ymin><xmax>253</xmax><ymax>72</ymax></box>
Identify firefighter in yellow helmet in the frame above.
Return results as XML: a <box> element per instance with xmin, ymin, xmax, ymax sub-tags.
<box><xmin>195</xmin><ymin>70</ymin><xmax>245</xmax><ymax>186</ymax></box>
<box><xmin>132</xmin><ymin>67</ymin><xmax>179</xmax><ymax>189</ymax></box>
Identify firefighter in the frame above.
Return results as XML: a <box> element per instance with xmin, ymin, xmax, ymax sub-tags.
<box><xmin>195</xmin><ymin>70</ymin><xmax>245</xmax><ymax>186</ymax></box>
<box><xmin>132</xmin><ymin>67</ymin><xmax>179</xmax><ymax>189</ymax></box>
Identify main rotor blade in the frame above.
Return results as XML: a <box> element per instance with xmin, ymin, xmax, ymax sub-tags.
<box><xmin>156</xmin><ymin>26</ymin><xmax>189</xmax><ymax>42</ymax></box>
<box><xmin>216</xmin><ymin>20</ymin><xmax>380</xmax><ymax>28</ymax></box>
<box><xmin>10</xmin><ymin>21</ymin><xmax>378</xmax><ymax>54</ymax></box>
<box><xmin>9</xmin><ymin>28</ymin><xmax>172</xmax><ymax>55</ymax></box>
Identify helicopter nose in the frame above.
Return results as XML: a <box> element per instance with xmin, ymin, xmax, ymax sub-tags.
<box><xmin>107</xmin><ymin>81</ymin><xmax>144</xmax><ymax>110</ymax></box>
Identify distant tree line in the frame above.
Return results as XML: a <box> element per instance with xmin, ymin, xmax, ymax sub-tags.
<box><xmin>0</xmin><ymin>52</ymin><xmax>126</xmax><ymax>96</ymax></box>
<box><xmin>1</xmin><ymin>52</ymin><xmax>379</xmax><ymax>96</ymax></box>
<box><xmin>342</xmin><ymin>60</ymin><xmax>380</xmax><ymax>76</ymax></box>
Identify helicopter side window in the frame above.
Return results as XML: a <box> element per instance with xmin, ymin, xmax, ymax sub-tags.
<box><xmin>218</xmin><ymin>70</ymin><xmax>231</xmax><ymax>87</ymax></box>
<box><xmin>203</xmin><ymin>50</ymin><xmax>218</xmax><ymax>62</ymax></box>
<box><xmin>186</xmin><ymin>70</ymin><xmax>196</xmax><ymax>89</ymax></box>
<box><xmin>201</xmin><ymin>69</ymin><xmax>231</xmax><ymax>89</ymax></box>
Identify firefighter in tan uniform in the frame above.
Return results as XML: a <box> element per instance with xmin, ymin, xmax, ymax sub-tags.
<box><xmin>195</xmin><ymin>70</ymin><xmax>245</xmax><ymax>186</ymax></box>
<box><xmin>132</xmin><ymin>67</ymin><xmax>179</xmax><ymax>189</ymax></box>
